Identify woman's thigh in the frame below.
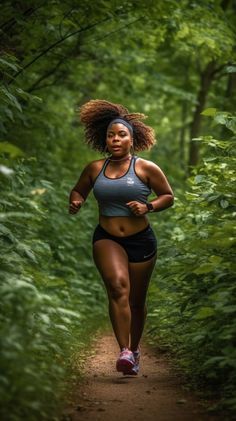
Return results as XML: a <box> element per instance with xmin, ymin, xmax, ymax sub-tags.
<box><xmin>93</xmin><ymin>239</ymin><xmax>130</xmax><ymax>297</ymax></box>
<box><xmin>128</xmin><ymin>254</ymin><xmax>157</xmax><ymax>307</ymax></box>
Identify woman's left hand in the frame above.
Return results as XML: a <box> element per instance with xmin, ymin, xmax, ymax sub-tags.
<box><xmin>126</xmin><ymin>201</ymin><xmax>148</xmax><ymax>216</ymax></box>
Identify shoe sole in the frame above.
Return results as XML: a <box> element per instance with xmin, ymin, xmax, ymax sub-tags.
<box><xmin>116</xmin><ymin>358</ymin><xmax>134</xmax><ymax>373</ymax></box>
<box><xmin>122</xmin><ymin>367</ymin><xmax>138</xmax><ymax>375</ymax></box>
<box><xmin>123</xmin><ymin>362</ymin><xmax>139</xmax><ymax>375</ymax></box>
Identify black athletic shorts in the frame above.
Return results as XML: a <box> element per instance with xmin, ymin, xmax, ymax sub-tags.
<box><xmin>92</xmin><ymin>224</ymin><xmax>157</xmax><ymax>263</ymax></box>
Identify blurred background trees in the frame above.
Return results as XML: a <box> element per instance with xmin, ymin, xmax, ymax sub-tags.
<box><xmin>0</xmin><ymin>0</ymin><xmax>235</xmax><ymax>419</ymax></box>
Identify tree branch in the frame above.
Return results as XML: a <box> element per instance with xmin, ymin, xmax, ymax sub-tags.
<box><xmin>27</xmin><ymin>57</ymin><xmax>66</xmax><ymax>93</ymax></box>
<box><xmin>28</xmin><ymin>17</ymin><xmax>143</xmax><ymax>93</ymax></box>
<box><xmin>209</xmin><ymin>63</ymin><xmax>235</xmax><ymax>80</ymax></box>
<box><xmin>8</xmin><ymin>16</ymin><xmax>111</xmax><ymax>85</ymax></box>
<box><xmin>27</xmin><ymin>76</ymin><xmax>64</xmax><ymax>92</ymax></box>
<box><xmin>58</xmin><ymin>8</ymin><xmax>79</xmax><ymax>39</ymax></box>
<box><xmin>1</xmin><ymin>3</ymin><xmax>46</xmax><ymax>32</ymax></box>
<box><xmin>9</xmin><ymin>13</ymin><xmax>142</xmax><ymax>86</ymax></box>
<box><xmin>86</xmin><ymin>16</ymin><xmax>143</xmax><ymax>45</ymax></box>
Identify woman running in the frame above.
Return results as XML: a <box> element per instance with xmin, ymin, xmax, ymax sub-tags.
<box><xmin>69</xmin><ymin>99</ymin><xmax>174</xmax><ymax>375</ymax></box>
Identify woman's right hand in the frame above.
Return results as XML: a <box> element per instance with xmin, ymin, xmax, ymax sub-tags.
<box><xmin>69</xmin><ymin>200</ymin><xmax>83</xmax><ymax>215</ymax></box>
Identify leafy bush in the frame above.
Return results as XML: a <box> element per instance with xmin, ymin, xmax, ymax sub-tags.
<box><xmin>0</xmin><ymin>157</ymin><xmax>106</xmax><ymax>421</ymax></box>
<box><xmin>147</xmin><ymin>110</ymin><xmax>236</xmax><ymax>412</ymax></box>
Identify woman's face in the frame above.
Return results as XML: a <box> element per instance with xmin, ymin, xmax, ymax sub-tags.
<box><xmin>106</xmin><ymin>123</ymin><xmax>133</xmax><ymax>156</ymax></box>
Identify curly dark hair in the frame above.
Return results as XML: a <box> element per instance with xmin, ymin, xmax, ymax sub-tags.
<box><xmin>79</xmin><ymin>99</ymin><xmax>156</xmax><ymax>152</ymax></box>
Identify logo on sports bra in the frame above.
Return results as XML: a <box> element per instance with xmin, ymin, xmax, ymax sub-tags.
<box><xmin>127</xmin><ymin>177</ymin><xmax>134</xmax><ymax>185</ymax></box>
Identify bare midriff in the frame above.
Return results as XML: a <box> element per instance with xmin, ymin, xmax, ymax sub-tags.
<box><xmin>99</xmin><ymin>215</ymin><xmax>149</xmax><ymax>237</ymax></box>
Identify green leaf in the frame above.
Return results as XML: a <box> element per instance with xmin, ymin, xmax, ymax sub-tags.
<box><xmin>54</xmin><ymin>324</ymin><xmax>70</xmax><ymax>333</ymax></box>
<box><xmin>220</xmin><ymin>199</ymin><xmax>229</xmax><ymax>208</ymax></box>
<box><xmin>40</xmin><ymin>314</ymin><xmax>51</xmax><ymax>324</ymax></box>
<box><xmin>194</xmin><ymin>306</ymin><xmax>215</xmax><ymax>320</ymax></box>
<box><xmin>0</xmin><ymin>58</ymin><xmax>19</xmax><ymax>72</ymax></box>
<box><xmin>201</xmin><ymin>108</ymin><xmax>217</xmax><ymax>116</ymax></box>
<box><xmin>208</xmin><ymin>255</ymin><xmax>222</xmax><ymax>265</ymax></box>
<box><xmin>14</xmin><ymin>280</ymin><xmax>37</xmax><ymax>292</ymax></box>
<box><xmin>193</xmin><ymin>263</ymin><xmax>214</xmax><ymax>274</ymax></box>
<box><xmin>16</xmin><ymin>243</ymin><xmax>38</xmax><ymax>263</ymax></box>
<box><xmin>4</xmin><ymin>107</ymin><xmax>14</xmax><ymax>121</ymax></box>
<box><xmin>225</xmin><ymin>65</ymin><xmax>236</xmax><ymax>73</ymax></box>
<box><xmin>56</xmin><ymin>307</ymin><xmax>81</xmax><ymax>319</ymax></box>
<box><xmin>0</xmin><ymin>141</ymin><xmax>24</xmax><ymax>158</ymax></box>
<box><xmin>0</xmin><ymin>87</ymin><xmax>22</xmax><ymax>111</ymax></box>
<box><xmin>214</xmin><ymin>113</ymin><xmax>227</xmax><ymax>125</ymax></box>
<box><xmin>194</xmin><ymin>175</ymin><xmax>205</xmax><ymax>183</ymax></box>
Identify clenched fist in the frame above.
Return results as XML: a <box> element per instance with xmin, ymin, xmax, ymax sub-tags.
<box><xmin>126</xmin><ymin>201</ymin><xmax>148</xmax><ymax>216</ymax></box>
<box><xmin>69</xmin><ymin>200</ymin><xmax>83</xmax><ymax>215</ymax></box>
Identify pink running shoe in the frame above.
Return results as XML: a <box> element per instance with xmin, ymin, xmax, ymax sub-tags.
<box><xmin>116</xmin><ymin>348</ymin><xmax>135</xmax><ymax>373</ymax></box>
<box><xmin>123</xmin><ymin>348</ymin><xmax>141</xmax><ymax>375</ymax></box>
<box><xmin>132</xmin><ymin>349</ymin><xmax>141</xmax><ymax>375</ymax></box>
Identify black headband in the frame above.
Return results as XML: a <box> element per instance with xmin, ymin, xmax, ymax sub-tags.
<box><xmin>107</xmin><ymin>118</ymin><xmax>133</xmax><ymax>135</ymax></box>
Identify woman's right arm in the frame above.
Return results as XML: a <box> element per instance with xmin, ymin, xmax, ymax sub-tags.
<box><xmin>69</xmin><ymin>163</ymin><xmax>94</xmax><ymax>215</ymax></box>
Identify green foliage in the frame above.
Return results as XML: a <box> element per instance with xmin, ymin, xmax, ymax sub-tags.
<box><xmin>1</xmin><ymin>0</ymin><xmax>236</xmax><ymax>418</ymax></box>
<box><xmin>171</xmin><ymin>1</ymin><xmax>235</xmax><ymax>63</ymax></box>
<box><xmin>0</xmin><ymin>156</ymin><xmax>106</xmax><ymax>420</ymax></box>
<box><xmin>147</xmin><ymin>111</ymin><xmax>236</xmax><ymax>412</ymax></box>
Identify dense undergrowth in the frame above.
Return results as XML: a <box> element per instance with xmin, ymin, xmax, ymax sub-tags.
<box><xmin>0</xmin><ymin>49</ymin><xmax>108</xmax><ymax>420</ymax></box>
<box><xmin>0</xmin><ymin>156</ymin><xmax>107</xmax><ymax>421</ymax></box>
<box><xmin>146</xmin><ymin>111</ymin><xmax>236</xmax><ymax>414</ymax></box>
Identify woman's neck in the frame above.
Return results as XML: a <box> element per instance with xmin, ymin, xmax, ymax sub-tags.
<box><xmin>108</xmin><ymin>154</ymin><xmax>132</xmax><ymax>162</ymax></box>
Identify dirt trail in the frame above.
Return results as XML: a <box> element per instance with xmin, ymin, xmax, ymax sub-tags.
<box><xmin>63</xmin><ymin>333</ymin><xmax>221</xmax><ymax>421</ymax></box>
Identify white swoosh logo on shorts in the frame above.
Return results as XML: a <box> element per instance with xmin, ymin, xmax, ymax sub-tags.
<box><xmin>143</xmin><ymin>251</ymin><xmax>156</xmax><ymax>258</ymax></box>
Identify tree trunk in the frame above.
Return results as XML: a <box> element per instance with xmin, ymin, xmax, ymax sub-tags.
<box><xmin>179</xmin><ymin>66</ymin><xmax>189</xmax><ymax>175</ymax></box>
<box><xmin>225</xmin><ymin>71</ymin><xmax>236</xmax><ymax>99</ymax></box>
<box><xmin>179</xmin><ymin>101</ymin><xmax>188</xmax><ymax>172</ymax></box>
<box><xmin>221</xmin><ymin>71</ymin><xmax>236</xmax><ymax>138</ymax></box>
<box><xmin>188</xmin><ymin>61</ymin><xmax>216</xmax><ymax>170</ymax></box>
<box><xmin>187</xmin><ymin>0</ymin><xmax>231</xmax><ymax>172</ymax></box>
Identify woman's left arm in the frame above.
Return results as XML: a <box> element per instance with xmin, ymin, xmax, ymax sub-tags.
<box><xmin>146</xmin><ymin>161</ymin><xmax>174</xmax><ymax>212</ymax></box>
<box><xmin>126</xmin><ymin>161</ymin><xmax>174</xmax><ymax>216</ymax></box>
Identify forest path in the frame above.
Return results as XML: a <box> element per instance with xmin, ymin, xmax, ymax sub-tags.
<box><xmin>63</xmin><ymin>332</ymin><xmax>220</xmax><ymax>421</ymax></box>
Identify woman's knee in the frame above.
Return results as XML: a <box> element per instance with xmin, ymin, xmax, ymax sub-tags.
<box><xmin>106</xmin><ymin>275</ymin><xmax>129</xmax><ymax>301</ymax></box>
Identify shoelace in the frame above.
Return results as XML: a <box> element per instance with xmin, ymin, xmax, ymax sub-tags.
<box><xmin>120</xmin><ymin>350</ymin><xmax>133</xmax><ymax>357</ymax></box>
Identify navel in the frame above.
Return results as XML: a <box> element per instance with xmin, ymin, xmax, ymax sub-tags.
<box><xmin>119</xmin><ymin>226</ymin><xmax>125</xmax><ymax>234</ymax></box>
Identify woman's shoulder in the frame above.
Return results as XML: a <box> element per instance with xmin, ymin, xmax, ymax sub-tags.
<box><xmin>135</xmin><ymin>156</ymin><xmax>160</xmax><ymax>171</ymax></box>
<box><xmin>135</xmin><ymin>156</ymin><xmax>168</xmax><ymax>182</ymax></box>
<box><xmin>82</xmin><ymin>158</ymin><xmax>106</xmax><ymax>180</ymax></box>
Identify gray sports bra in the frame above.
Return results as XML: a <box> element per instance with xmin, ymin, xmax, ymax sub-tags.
<box><xmin>93</xmin><ymin>156</ymin><xmax>151</xmax><ymax>217</ymax></box>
